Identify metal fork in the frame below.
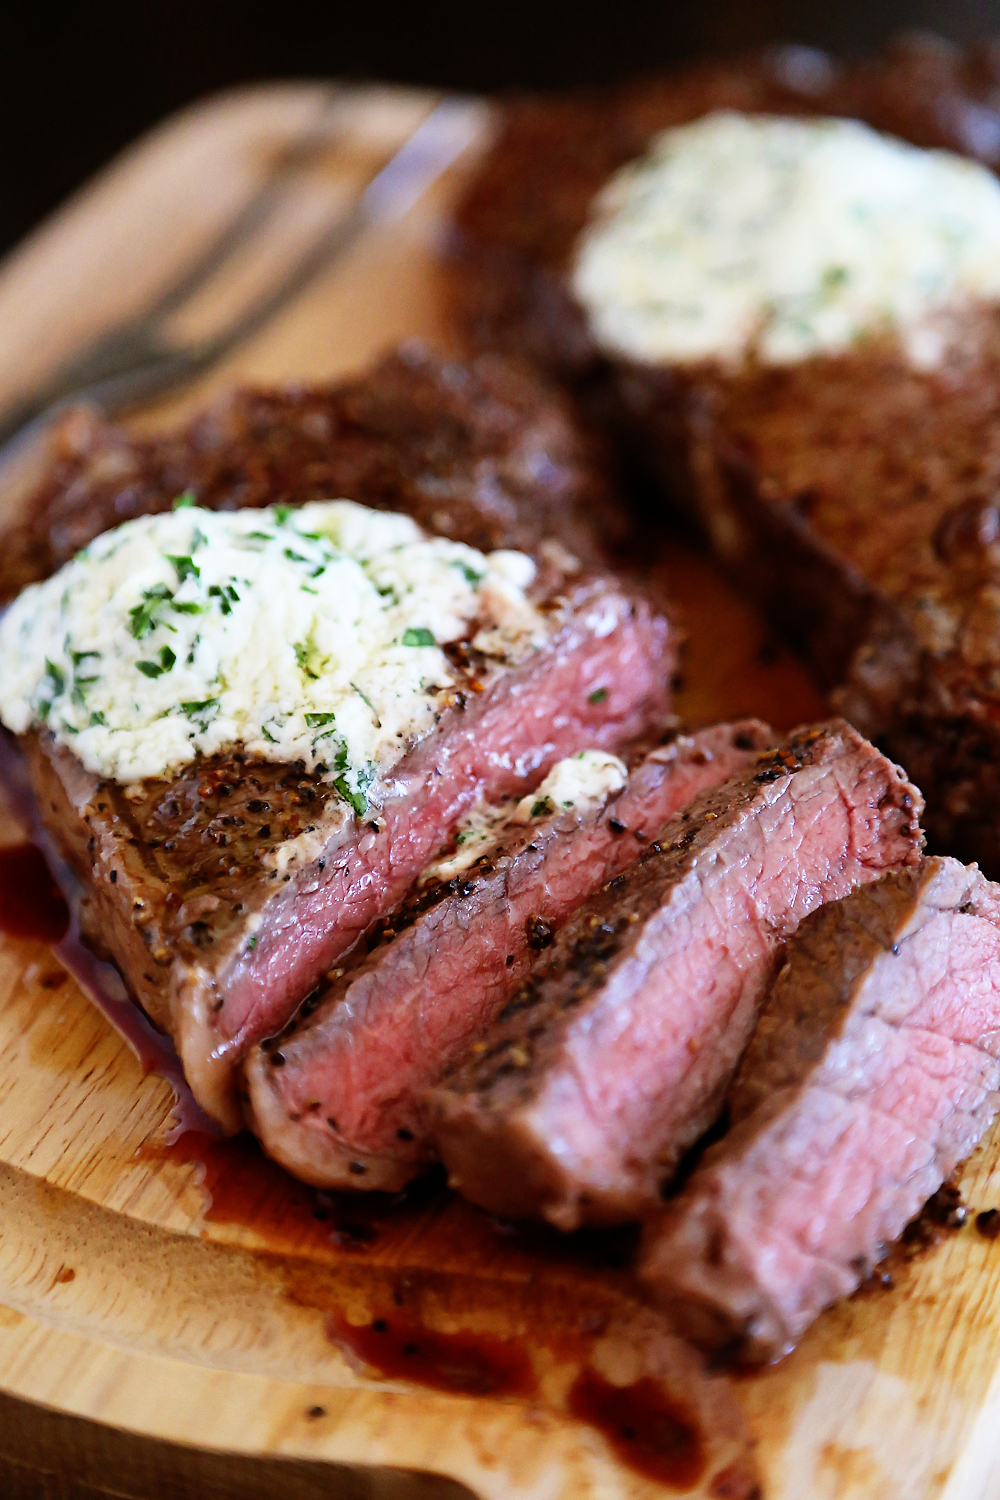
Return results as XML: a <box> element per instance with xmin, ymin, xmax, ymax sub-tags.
<box><xmin>0</xmin><ymin>93</ymin><xmax>480</xmax><ymax>451</ymax></box>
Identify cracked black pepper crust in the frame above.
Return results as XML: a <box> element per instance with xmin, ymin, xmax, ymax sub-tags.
<box><xmin>0</xmin><ymin>343</ymin><xmax>622</xmax><ymax>603</ymax></box>
<box><xmin>441</xmin><ymin>722</ymin><xmax>924</xmax><ymax>1105</ymax></box>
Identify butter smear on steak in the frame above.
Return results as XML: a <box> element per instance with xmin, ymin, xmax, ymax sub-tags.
<box><xmin>573</xmin><ymin>110</ymin><xmax>1000</xmax><ymax>369</ymax></box>
<box><xmin>0</xmin><ymin>498</ymin><xmax>544</xmax><ymax>808</ymax></box>
<box><xmin>422</xmin><ymin>748</ymin><xmax>628</xmax><ymax>883</ymax></box>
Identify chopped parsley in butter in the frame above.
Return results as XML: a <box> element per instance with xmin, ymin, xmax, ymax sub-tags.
<box><xmin>421</xmin><ymin>749</ymin><xmax>628</xmax><ymax>884</ymax></box>
<box><xmin>572</xmin><ymin>111</ymin><xmax>1000</xmax><ymax>369</ymax></box>
<box><xmin>0</xmin><ymin>500</ymin><xmax>545</xmax><ymax>810</ymax></box>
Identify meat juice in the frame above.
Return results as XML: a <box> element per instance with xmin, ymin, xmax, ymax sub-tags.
<box><xmin>0</xmin><ymin>842</ymin><xmax>68</xmax><ymax>942</ymax></box>
<box><xmin>0</xmin><ymin>734</ymin><xmax>721</xmax><ymax>1492</ymax></box>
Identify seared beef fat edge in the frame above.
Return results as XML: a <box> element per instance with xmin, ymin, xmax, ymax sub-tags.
<box><xmin>21</xmin><ymin>576</ymin><xmax>674</xmax><ymax>1132</ymax></box>
<box><xmin>242</xmin><ymin>721</ymin><xmax>773</xmax><ymax>1192</ymax></box>
<box><xmin>428</xmin><ymin>720</ymin><xmax>924</xmax><ymax>1230</ymax></box>
<box><xmin>640</xmin><ymin>856</ymin><xmax>1000</xmax><ymax>1362</ymax></box>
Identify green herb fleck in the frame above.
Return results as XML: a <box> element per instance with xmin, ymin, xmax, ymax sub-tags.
<box><xmin>207</xmin><ymin>582</ymin><xmax>239</xmax><ymax>616</ymax></box>
<box><xmin>305</xmin><ymin>712</ymin><xmax>340</xmax><ymax>743</ymax></box>
<box><xmin>173</xmin><ymin>490</ymin><xmax>197</xmax><ymax>510</ymax></box>
<box><xmin>455</xmin><ymin>561</ymin><xmax>484</xmax><ymax>586</ymax></box>
<box><xmin>167</xmin><ymin>554</ymin><xmax>200</xmax><ymax>584</ymax></box>
<box><xmin>44</xmin><ymin>659</ymin><xmax>66</xmax><ymax>695</ymax></box>
<box><xmin>138</xmin><ymin>646</ymin><xmax>177</xmax><ymax>680</ymax></box>
<box><xmin>401</xmin><ymin>627</ymin><xmax>435</xmax><ymax>648</ymax></box>
<box><xmin>334</xmin><ymin>779</ymin><xmax>367</xmax><ymax>818</ymax></box>
<box><xmin>180</xmin><ymin>698</ymin><xmax>220</xmax><ymax>730</ymax></box>
<box><xmin>352</xmin><ymin>683</ymin><xmax>380</xmax><ymax>725</ymax></box>
<box><xmin>588</xmin><ymin>687</ymin><xmax>608</xmax><ymax>704</ymax></box>
<box><xmin>88</xmin><ymin>711</ymin><xmax>106</xmax><ymax>727</ymax></box>
<box><xmin>273</xmin><ymin>505</ymin><xmax>293</xmax><ymax>524</ymax></box>
<box><xmin>129</xmin><ymin>585</ymin><xmax>173</xmax><ymax>639</ymax></box>
<box><xmin>294</xmin><ymin>641</ymin><xmax>318</xmax><ymax>680</ymax></box>
<box><xmin>531</xmin><ymin>798</ymin><xmax>552</xmax><ymax>818</ymax></box>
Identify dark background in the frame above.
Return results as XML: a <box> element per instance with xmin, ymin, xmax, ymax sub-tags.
<box><xmin>2</xmin><ymin>0</ymin><xmax>998</xmax><ymax>258</ymax></box>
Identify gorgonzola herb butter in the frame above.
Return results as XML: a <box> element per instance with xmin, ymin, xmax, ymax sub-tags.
<box><xmin>0</xmin><ymin>498</ymin><xmax>544</xmax><ymax>809</ymax></box>
<box><xmin>572</xmin><ymin>111</ymin><xmax>1000</xmax><ymax>369</ymax></box>
<box><xmin>422</xmin><ymin>749</ymin><xmax>628</xmax><ymax>883</ymax></box>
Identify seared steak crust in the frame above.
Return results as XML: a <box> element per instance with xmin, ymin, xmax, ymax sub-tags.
<box><xmin>640</xmin><ymin>856</ymin><xmax>1000</xmax><ymax>1362</ymax></box>
<box><xmin>428</xmin><ymin>721</ymin><xmax>923</xmax><ymax>1230</ymax></box>
<box><xmin>451</xmin><ymin>49</ymin><xmax>836</xmax><ymax>379</ymax></box>
<box><xmin>24</xmin><ymin>574</ymin><xmax>675</xmax><ymax>1131</ymax></box>
<box><xmin>449</xmin><ymin>36</ymin><xmax>1000</xmax><ymax>874</ymax></box>
<box><xmin>0</xmin><ymin>343</ymin><xmax>617</xmax><ymax>602</ymax></box>
<box><xmin>450</xmin><ymin>37</ymin><xmax>1000</xmax><ymax>380</ymax></box>
<box><xmin>243</xmin><ymin>720</ymin><xmax>773</xmax><ymax>1191</ymax></box>
<box><xmin>624</xmin><ymin>326</ymin><xmax>1000</xmax><ymax>878</ymax></box>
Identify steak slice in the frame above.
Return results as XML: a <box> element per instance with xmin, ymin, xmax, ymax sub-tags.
<box><xmin>639</xmin><ymin>855</ymin><xmax>1000</xmax><ymax>1363</ymax></box>
<box><xmin>242</xmin><ymin>720</ymin><xmax>773</xmax><ymax>1191</ymax></box>
<box><xmin>427</xmin><ymin>720</ymin><xmax>923</xmax><ymax>1230</ymax></box>
<box><xmin>448</xmin><ymin>36</ymin><xmax>1000</xmax><ymax>876</ymax></box>
<box><xmin>24</xmin><ymin>573</ymin><xmax>674</xmax><ymax>1131</ymax></box>
<box><xmin>0</xmin><ymin>343</ymin><xmax>618</xmax><ymax>603</ymax></box>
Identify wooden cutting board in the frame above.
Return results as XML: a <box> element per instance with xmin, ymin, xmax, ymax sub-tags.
<box><xmin>1</xmin><ymin>82</ymin><xmax>1000</xmax><ymax>1500</ymax></box>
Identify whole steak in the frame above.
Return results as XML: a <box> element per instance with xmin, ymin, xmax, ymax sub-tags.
<box><xmin>448</xmin><ymin>37</ymin><xmax>1000</xmax><ymax>874</ymax></box>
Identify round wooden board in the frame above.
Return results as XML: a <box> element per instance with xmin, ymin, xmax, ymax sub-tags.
<box><xmin>2</xmin><ymin>83</ymin><xmax>1000</xmax><ymax>1500</ymax></box>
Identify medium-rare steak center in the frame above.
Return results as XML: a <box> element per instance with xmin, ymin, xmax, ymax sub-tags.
<box><xmin>641</xmin><ymin>855</ymin><xmax>1000</xmax><ymax>1362</ymax></box>
<box><xmin>429</xmin><ymin>720</ymin><xmax>923</xmax><ymax>1230</ymax></box>
<box><xmin>243</xmin><ymin>721</ymin><xmax>772</xmax><ymax>1191</ymax></box>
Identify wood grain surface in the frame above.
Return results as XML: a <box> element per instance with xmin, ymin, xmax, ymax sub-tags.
<box><xmin>1</xmin><ymin>82</ymin><xmax>999</xmax><ymax>1500</ymax></box>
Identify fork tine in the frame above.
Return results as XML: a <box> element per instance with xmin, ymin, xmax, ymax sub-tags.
<box><xmin>146</xmin><ymin>86</ymin><xmax>346</xmax><ymax>320</ymax></box>
<box><xmin>195</xmin><ymin>97</ymin><xmax>482</xmax><ymax>362</ymax></box>
<box><xmin>0</xmin><ymin>97</ymin><xmax>482</xmax><ymax>459</ymax></box>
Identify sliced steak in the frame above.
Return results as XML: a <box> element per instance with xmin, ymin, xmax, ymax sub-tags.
<box><xmin>448</xmin><ymin>36</ymin><xmax>1000</xmax><ymax>876</ymax></box>
<box><xmin>428</xmin><ymin>720</ymin><xmax>923</xmax><ymax>1230</ymax></box>
<box><xmin>242</xmin><ymin>720</ymin><xmax>773</xmax><ymax>1191</ymax></box>
<box><xmin>640</xmin><ymin>855</ymin><xmax>1000</xmax><ymax>1362</ymax></box>
<box><xmin>24</xmin><ymin>572</ymin><xmax>674</xmax><ymax>1131</ymax></box>
<box><xmin>0</xmin><ymin>343</ymin><xmax>618</xmax><ymax>602</ymax></box>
